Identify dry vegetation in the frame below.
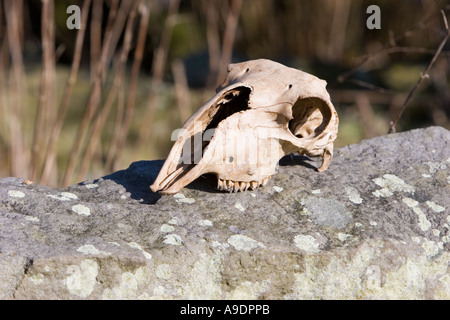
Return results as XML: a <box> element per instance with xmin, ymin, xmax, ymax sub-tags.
<box><xmin>0</xmin><ymin>0</ymin><xmax>449</xmax><ymax>187</ymax></box>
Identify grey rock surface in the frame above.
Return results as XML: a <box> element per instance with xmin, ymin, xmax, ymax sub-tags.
<box><xmin>0</xmin><ymin>126</ymin><xmax>449</xmax><ymax>299</ymax></box>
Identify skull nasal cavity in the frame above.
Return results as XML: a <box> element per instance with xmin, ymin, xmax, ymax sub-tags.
<box><xmin>205</xmin><ymin>87</ymin><xmax>251</xmax><ymax>131</ymax></box>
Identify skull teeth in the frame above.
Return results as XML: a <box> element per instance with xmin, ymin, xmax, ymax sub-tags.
<box><xmin>217</xmin><ymin>176</ymin><xmax>271</xmax><ymax>193</ymax></box>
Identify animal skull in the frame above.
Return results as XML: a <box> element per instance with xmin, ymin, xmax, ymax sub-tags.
<box><xmin>151</xmin><ymin>59</ymin><xmax>338</xmax><ymax>195</ymax></box>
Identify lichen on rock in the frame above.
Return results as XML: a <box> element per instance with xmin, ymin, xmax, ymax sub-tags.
<box><xmin>0</xmin><ymin>127</ymin><xmax>449</xmax><ymax>299</ymax></box>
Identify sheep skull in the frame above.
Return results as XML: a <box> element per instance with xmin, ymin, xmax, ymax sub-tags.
<box><xmin>150</xmin><ymin>59</ymin><xmax>338</xmax><ymax>195</ymax></box>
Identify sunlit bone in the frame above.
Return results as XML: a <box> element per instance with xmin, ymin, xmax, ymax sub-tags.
<box><xmin>151</xmin><ymin>59</ymin><xmax>339</xmax><ymax>195</ymax></box>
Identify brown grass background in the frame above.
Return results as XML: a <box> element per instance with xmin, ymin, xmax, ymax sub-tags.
<box><xmin>0</xmin><ymin>0</ymin><xmax>449</xmax><ymax>187</ymax></box>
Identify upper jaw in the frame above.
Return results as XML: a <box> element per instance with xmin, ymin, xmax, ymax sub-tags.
<box><xmin>217</xmin><ymin>176</ymin><xmax>272</xmax><ymax>193</ymax></box>
<box><xmin>150</xmin><ymin>84</ymin><xmax>253</xmax><ymax>195</ymax></box>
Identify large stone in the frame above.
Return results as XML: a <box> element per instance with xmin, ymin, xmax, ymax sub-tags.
<box><xmin>0</xmin><ymin>126</ymin><xmax>449</xmax><ymax>299</ymax></box>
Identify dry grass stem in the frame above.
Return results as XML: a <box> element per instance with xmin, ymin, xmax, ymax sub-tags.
<box><xmin>62</xmin><ymin>0</ymin><xmax>134</xmax><ymax>186</ymax></box>
<box><xmin>134</xmin><ymin>0</ymin><xmax>180</xmax><ymax>158</ymax></box>
<box><xmin>0</xmin><ymin>0</ymin><xmax>448</xmax><ymax>186</ymax></box>
<box><xmin>90</xmin><ymin>0</ymin><xmax>103</xmax><ymax>81</ymax></box>
<box><xmin>355</xmin><ymin>93</ymin><xmax>378</xmax><ymax>138</ymax></box>
<box><xmin>205</xmin><ymin>0</ymin><xmax>221</xmax><ymax>88</ymax></box>
<box><xmin>40</xmin><ymin>0</ymin><xmax>92</xmax><ymax>185</ymax></box>
<box><xmin>78</xmin><ymin>1</ymin><xmax>139</xmax><ymax>181</ymax></box>
<box><xmin>4</xmin><ymin>0</ymin><xmax>28</xmax><ymax>178</ymax></box>
<box><xmin>388</xmin><ymin>10</ymin><xmax>450</xmax><ymax>133</ymax></box>
<box><xmin>31</xmin><ymin>0</ymin><xmax>56</xmax><ymax>182</ymax></box>
<box><xmin>172</xmin><ymin>59</ymin><xmax>191</xmax><ymax>124</ymax></box>
<box><xmin>327</xmin><ymin>0</ymin><xmax>350</xmax><ymax>62</ymax></box>
<box><xmin>110</xmin><ymin>0</ymin><xmax>150</xmax><ymax>172</ymax></box>
<box><xmin>216</xmin><ymin>0</ymin><xmax>243</xmax><ymax>85</ymax></box>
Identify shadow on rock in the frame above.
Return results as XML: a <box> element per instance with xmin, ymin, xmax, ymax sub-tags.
<box><xmin>184</xmin><ymin>174</ymin><xmax>222</xmax><ymax>194</ymax></box>
<box><xmin>278</xmin><ymin>154</ymin><xmax>318</xmax><ymax>171</ymax></box>
<box><xmin>96</xmin><ymin>155</ymin><xmax>318</xmax><ymax>203</ymax></box>
<box><xmin>99</xmin><ymin>160</ymin><xmax>164</xmax><ymax>204</ymax></box>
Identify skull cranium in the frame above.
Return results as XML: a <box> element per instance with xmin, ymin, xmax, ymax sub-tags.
<box><xmin>150</xmin><ymin>59</ymin><xmax>338</xmax><ymax>195</ymax></box>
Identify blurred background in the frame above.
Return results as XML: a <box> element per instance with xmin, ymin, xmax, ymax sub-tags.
<box><xmin>0</xmin><ymin>0</ymin><xmax>449</xmax><ymax>187</ymax></box>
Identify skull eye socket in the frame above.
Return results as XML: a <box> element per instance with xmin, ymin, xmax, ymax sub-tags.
<box><xmin>289</xmin><ymin>97</ymin><xmax>331</xmax><ymax>139</ymax></box>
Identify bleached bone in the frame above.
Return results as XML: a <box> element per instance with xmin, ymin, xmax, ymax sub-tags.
<box><xmin>151</xmin><ymin>59</ymin><xmax>338</xmax><ymax>195</ymax></box>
